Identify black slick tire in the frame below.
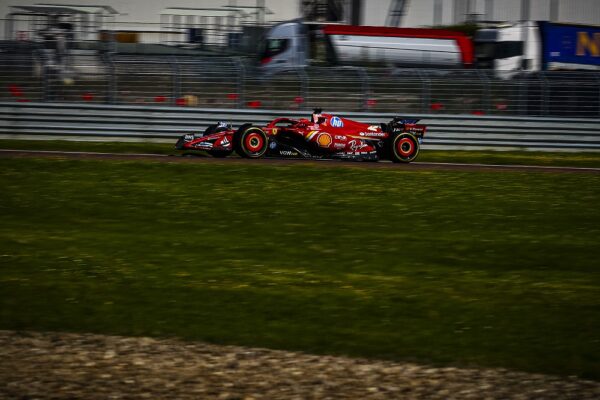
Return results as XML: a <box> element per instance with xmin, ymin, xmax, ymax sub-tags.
<box><xmin>234</xmin><ymin>126</ymin><xmax>268</xmax><ymax>158</ymax></box>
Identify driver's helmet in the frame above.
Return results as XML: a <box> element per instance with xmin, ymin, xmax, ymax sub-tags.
<box><xmin>311</xmin><ymin>108</ymin><xmax>324</xmax><ymax>124</ymax></box>
<box><xmin>217</xmin><ymin>121</ymin><xmax>230</xmax><ymax>129</ymax></box>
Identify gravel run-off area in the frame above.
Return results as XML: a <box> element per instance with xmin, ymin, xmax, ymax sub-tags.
<box><xmin>1</xmin><ymin>330</ymin><xmax>599</xmax><ymax>399</ymax></box>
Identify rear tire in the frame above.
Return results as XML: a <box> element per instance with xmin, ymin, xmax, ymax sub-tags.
<box><xmin>390</xmin><ymin>133</ymin><xmax>419</xmax><ymax>163</ymax></box>
<box><xmin>234</xmin><ymin>126</ymin><xmax>268</xmax><ymax>158</ymax></box>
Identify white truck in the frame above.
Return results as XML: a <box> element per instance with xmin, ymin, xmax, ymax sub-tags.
<box><xmin>475</xmin><ymin>21</ymin><xmax>600</xmax><ymax>74</ymax></box>
<box><xmin>259</xmin><ymin>19</ymin><xmax>474</xmax><ymax>73</ymax></box>
<box><xmin>260</xmin><ymin>19</ymin><xmax>600</xmax><ymax>76</ymax></box>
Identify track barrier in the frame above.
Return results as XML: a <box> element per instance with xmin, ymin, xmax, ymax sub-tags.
<box><xmin>1</xmin><ymin>102</ymin><xmax>599</xmax><ymax>151</ymax></box>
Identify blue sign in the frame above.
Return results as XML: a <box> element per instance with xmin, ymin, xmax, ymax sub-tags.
<box><xmin>541</xmin><ymin>22</ymin><xmax>600</xmax><ymax>68</ymax></box>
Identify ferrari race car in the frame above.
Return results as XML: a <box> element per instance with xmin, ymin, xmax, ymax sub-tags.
<box><xmin>175</xmin><ymin>109</ymin><xmax>426</xmax><ymax>163</ymax></box>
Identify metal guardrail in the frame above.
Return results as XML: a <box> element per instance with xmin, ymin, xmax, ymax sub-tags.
<box><xmin>1</xmin><ymin>102</ymin><xmax>599</xmax><ymax>151</ymax></box>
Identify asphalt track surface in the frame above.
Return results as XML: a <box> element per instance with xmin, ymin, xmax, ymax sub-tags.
<box><xmin>1</xmin><ymin>149</ymin><xmax>599</xmax><ymax>174</ymax></box>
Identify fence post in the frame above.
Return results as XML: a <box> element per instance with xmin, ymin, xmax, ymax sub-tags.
<box><xmin>355</xmin><ymin>67</ymin><xmax>369</xmax><ymax>111</ymax></box>
<box><xmin>171</xmin><ymin>56</ymin><xmax>181</xmax><ymax>106</ymax></box>
<box><xmin>518</xmin><ymin>75</ymin><xmax>528</xmax><ymax>116</ymax></box>
<box><xmin>417</xmin><ymin>70</ymin><xmax>430</xmax><ymax>114</ymax></box>
<box><xmin>42</xmin><ymin>65</ymin><xmax>50</xmax><ymax>102</ymax></box>
<box><xmin>234</xmin><ymin>57</ymin><xmax>246</xmax><ymax>109</ymax></box>
<box><xmin>32</xmin><ymin>47</ymin><xmax>50</xmax><ymax>102</ymax></box>
<box><xmin>477</xmin><ymin>70</ymin><xmax>491</xmax><ymax>114</ymax></box>
<box><xmin>104</xmin><ymin>53</ymin><xmax>116</xmax><ymax>104</ymax></box>
<box><xmin>540</xmin><ymin>72</ymin><xmax>549</xmax><ymax>116</ymax></box>
<box><xmin>297</xmin><ymin>67</ymin><xmax>309</xmax><ymax>111</ymax></box>
<box><xmin>596</xmin><ymin>73</ymin><xmax>600</xmax><ymax>118</ymax></box>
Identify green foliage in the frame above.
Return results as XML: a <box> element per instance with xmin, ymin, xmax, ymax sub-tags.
<box><xmin>0</xmin><ymin>158</ymin><xmax>599</xmax><ymax>379</ymax></box>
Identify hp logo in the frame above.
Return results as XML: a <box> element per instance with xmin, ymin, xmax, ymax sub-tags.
<box><xmin>330</xmin><ymin>116</ymin><xmax>344</xmax><ymax>128</ymax></box>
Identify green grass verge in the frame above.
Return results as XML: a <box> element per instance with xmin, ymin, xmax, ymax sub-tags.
<box><xmin>0</xmin><ymin>139</ymin><xmax>176</xmax><ymax>155</ymax></box>
<box><xmin>1</xmin><ymin>139</ymin><xmax>600</xmax><ymax>167</ymax></box>
<box><xmin>0</xmin><ymin>157</ymin><xmax>599</xmax><ymax>379</ymax></box>
<box><xmin>418</xmin><ymin>150</ymin><xmax>600</xmax><ymax>168</ymax></box>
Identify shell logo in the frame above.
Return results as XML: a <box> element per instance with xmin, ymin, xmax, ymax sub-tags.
<box><xmin>317</xmin><ymin>133</ymin><xmax>332</xmax><ymax>147</ymax></box>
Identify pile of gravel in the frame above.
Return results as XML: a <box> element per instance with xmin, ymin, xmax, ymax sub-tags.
<box><xmin>1</xmin><ymin>330</ymin><xmax>598</xmax><ymax>399</ymax></box>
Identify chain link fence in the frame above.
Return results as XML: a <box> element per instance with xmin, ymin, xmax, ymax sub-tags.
<box><xmin>1</xmin><ymin>47</ymin><xmax>600</xmax><ymax>118</ymax></box>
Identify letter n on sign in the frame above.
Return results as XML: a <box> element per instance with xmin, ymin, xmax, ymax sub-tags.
<box><xmin>576</xmin><ymin>32</ymin><xmax>600</xmax><ymax>57</ymax></box>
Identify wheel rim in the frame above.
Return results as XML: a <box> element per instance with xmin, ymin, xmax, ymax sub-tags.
<box><xmin>397</xmin><ymin>137</ymin><xmax>414</xmax><ymax>157</ymax></box>
<box><xmin>244</xmin><ymin>132</ymin><xmax>265</xmax><ymax>153</ymax></box>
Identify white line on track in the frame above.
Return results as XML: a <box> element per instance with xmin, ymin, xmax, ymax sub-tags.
<box><xmin>1</xmin><ymin>149</ymin><xmax>599</xmax><ymax>172</ymax></box>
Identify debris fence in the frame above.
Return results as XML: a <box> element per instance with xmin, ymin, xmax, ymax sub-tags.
<box><xmin>1</xmin><ymin>49</ymin><xmax>600</xmax><ymax>118</ymax></box>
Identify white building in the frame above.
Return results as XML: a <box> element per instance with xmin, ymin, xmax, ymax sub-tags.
<box><xmin>365</xmin><ymin>0</ymin><xmax>600</xmax><ymax>27</ymax></box>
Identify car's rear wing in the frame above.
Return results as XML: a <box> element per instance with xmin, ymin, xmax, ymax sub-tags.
<box><xmin>386</xmin><ymin>117</ymin><xmax>425</xmax><ymax>138</ymax></box>
<box><xmin>392</xmin><ymin>117</ymin><xmax>420</xmax><ymax>124</ymax></box>
<box><xmin>404</xmin><ymin>124</ymin><xmax>426</xmax><ymax>137</ymax></box>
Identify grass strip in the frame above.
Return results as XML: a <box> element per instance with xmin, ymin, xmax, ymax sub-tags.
<box><xmin>0</xmin><ymin>139</ymin><xmax>599</xmax><ymax>168</ymax></box>
<box><xmin>0</xmin><ymin>157</ymin><xmax>599</xmax><ymax>379</ymax></box>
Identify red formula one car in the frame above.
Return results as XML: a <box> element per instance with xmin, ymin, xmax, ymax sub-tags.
<box><xmin>176</xmin><ymin>109</ymin><xmax>426</xmax><ymax>163</ymax></box>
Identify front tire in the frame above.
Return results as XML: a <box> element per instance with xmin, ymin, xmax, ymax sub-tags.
<box><xmin>390</xmin><ymin>133</ymin><xmax>420</xmax><ymax>163</ymax></box>
<box><xmin>234</xmin><ymin>126</ymin><xmax>268</xmax><ymax>158</ymax></box>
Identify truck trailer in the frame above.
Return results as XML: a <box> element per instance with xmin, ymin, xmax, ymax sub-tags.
<box><xmin>259</xmin><ymin>19</ymin><xmax>474</xmax><ymax>73</ymax></box>
<box><xmin>260</xmin><ymin>19</ymin><xmax>600</xmax><ymax>76</ymax></box>
<box><xmin>472</xmin><ymin>21</ymin><xmax>599</xmax><ymax>74</ymax></box>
